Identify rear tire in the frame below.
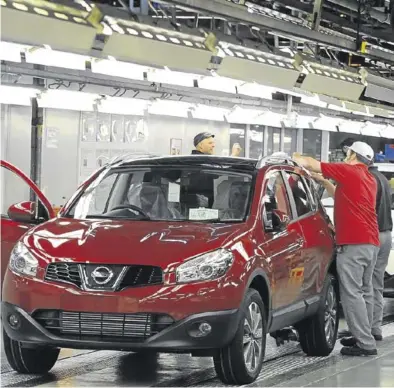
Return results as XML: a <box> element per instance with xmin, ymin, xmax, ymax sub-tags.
<box><xmin>295</xmin><ymin>273</ymin><xmax>339</xmax><ymax>356</ymax></box>
<box><xmin>213</xmin><ymin>289</ymin><xmax>267</xmax><ymax>385</ymax></box>
<box><xmin>3</xmin><ymin>329</ymin><xmax>59</xmax><ymax>374</ymax></box>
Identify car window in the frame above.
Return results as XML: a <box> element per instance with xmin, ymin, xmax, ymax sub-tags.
<box><xmin>262</xmin><ymin>170</ymin><xmax>292</xmax><ymax>230</ymax></box>
<box><xmin>67</xmin><ymin>166</ymin><xmax>253</xmax><ymax>222</ymax></box>
<box><xmin>321</xmin><ymin>189</ymin><xmax>334</xmax><ymax>208</ymax></box>
<box><xmin>284</xmin><ymin>172</ymin><xmax>313</xmax><ymax>218</ymax></box>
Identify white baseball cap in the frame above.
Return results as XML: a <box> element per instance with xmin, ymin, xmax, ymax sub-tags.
<box><xmin>345</xmin><ymin>141</ymin><xmax>375</xmax><ymax>162</ymax></box>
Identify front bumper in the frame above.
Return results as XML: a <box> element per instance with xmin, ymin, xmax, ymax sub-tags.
<box><xmin>2</xmin><ymin>302</ymin><xmax>240</xmax><ymax>353</ymax></box>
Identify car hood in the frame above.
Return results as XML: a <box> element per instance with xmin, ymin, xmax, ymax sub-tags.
<box><xmin>25</xmin><ymin>218</ymin><xmax>248</xmax><ymax>270</ymax></box>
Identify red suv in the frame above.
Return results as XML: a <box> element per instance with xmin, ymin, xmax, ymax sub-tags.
<box><xmin>2</xmin><ymin>155</ymin><xmax>338</xmax><ymax>385</ymax></box>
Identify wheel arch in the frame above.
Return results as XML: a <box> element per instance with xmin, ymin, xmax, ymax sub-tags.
<box><xmin>326</xmin><ymin>255</ymin><xmax>340</xmax><ymax>303</ymax></box>
<box><xmin>245</xmin><ymin>269</ymin><xmax>271</xmax><ymax>326</ymax></box>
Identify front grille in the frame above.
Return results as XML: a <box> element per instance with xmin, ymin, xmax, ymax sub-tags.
<box><xmin>44</xmin><ymin>264</ymin><xmax>163</xmax><ymax>290</ymax></box>
<box><xmin>120</xmin><ymin>265</ymin><xmax>163</xmax><ymax>289</ymax></box>
<box><xmin>33</xmin><ymin>310</ymin><xmax>174</xmax><ymax>342</ymax></box>
<box><xmin>45</xmin><ymin>263</ymin><xmax>82</xmax><ymax>288</ymax></box>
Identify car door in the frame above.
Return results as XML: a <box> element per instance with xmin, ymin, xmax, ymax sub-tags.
<box><xmin>257</xmin><ymin>168</ymin><xmax>305</xmax><ymax>310</ymax></box>
<box><xmin>1</xmin><ymin>160</ymin><xmax>54</xmax><ymax>283</ymax></box>
<box><xmin>283</xmin><ymin>169</ymin><xmax>334</xmax><ymax>303</ymax></box>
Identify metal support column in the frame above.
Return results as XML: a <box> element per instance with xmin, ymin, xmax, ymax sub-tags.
<box><xmin>245</xmin><ymin>124</ymin><xmax>251</xmax><ymax>158</ymax></box>
<box><xmin>263</xmin><ymin>126</ymin><xmax>269</xmax><ymax>157</ymax></box>
<box><xmin>311</xmin><ymin>0</ymin><xmax>324</xmax><ymax>30</ymax></box>
<box><xmin>296</xmin><ymin>128</ymin><xmax>304</xmax><ymax>154</ymax></box>
<box><xmin>29</xmin><ymin>75</ymin><xmax>45</xmax><ymax>201</ymax></box>
<box><xmin>321</xmin><ymin>130</ymin><xmax>330</xmax><ymax>162</ymax></box>
<box><xmin>280</xmin><ymin>125</ymin><xmax>285</xmax><ymax>152</ymax></box>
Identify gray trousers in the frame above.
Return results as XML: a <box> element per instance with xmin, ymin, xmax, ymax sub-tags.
<box><xmin>337</xmin><ymin>244</ymin><xmax>379</xmax><ymax>350</ymax></box>
<box><xmin>372</xmin><ymin>231</ymin><xmax>392</xmax><ymax>336</ymax></box>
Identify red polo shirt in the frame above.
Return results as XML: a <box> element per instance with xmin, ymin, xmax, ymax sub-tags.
<box><xmin>320</xmin><ymin>162</ymin><xmax>379</xmax><ymax>247</ymax></box>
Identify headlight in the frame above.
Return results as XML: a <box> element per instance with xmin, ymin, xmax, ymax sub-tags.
<box><xmin>9</xmin><ymin>242</ymin><xmax>38</xmax><ymax>277</ymax></box>
<box><xmin>176</xmin><ymin>249</ymin><xmax>234</xmax><ymax>284</ymax></box>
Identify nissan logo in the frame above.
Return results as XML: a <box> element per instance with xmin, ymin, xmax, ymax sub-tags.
<box><xmin>91</xmin><ymin>266</ymin><xmax>114</xmax><ymax>285</ymax></box>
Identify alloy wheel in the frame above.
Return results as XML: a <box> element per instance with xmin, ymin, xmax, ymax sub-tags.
<box><xmin>243</xmin><ymin>301</ymin><xmax>263</xmax><ymax>373</ymax></box>
<box><xmin>324</xmin><ymin>283</ymin><xmax>337</xmax><ymax>346</ymax></box>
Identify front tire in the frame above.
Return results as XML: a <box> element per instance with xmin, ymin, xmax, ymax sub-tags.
<box><xmin>213</xmin><ymin>289</ymin><xmax>267</xmax><ymax>385</ymax></box>
<box><xmin>3</xmin><ymin>329</ymin><xmax>59</xmax><ymax>374</ymax></box>
<box><xmin>296</xmin><ymin>273</ymin><xmax>339</xmax><ymax>356</ymax></box>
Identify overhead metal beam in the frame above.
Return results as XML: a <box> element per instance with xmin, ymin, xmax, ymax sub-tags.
<box><xmin>2</xmin><ymin>62</ymin><xmax>393</xmax><ymax>124</ymax></box>
<box><xmin>274</xmin><ymin>0</ymin><xmax>393</xmax><ymax>43</ymax></box>
<box><xmin>325</xmin><ymin>0</ymin><xmax>390</xmax><ymax>25</ymax></box>
<box><xmin>161</xmin><ymin>0</ymin><xmax>394</xmax><ymax>64</ymax></box>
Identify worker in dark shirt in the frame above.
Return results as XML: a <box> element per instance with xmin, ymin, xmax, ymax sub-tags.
<box><xmin>186</xmin><ymin>132</ymin><xmax>216</xmax><ymax>209</ymax></box>
<box><xmin>293</xmin><ymin>141</ymin><xmax>380</xmax><ymax>357</ymax></box>
<box><xmin>369</xmin><ymin>165</ymin><xmax>393</xmax><ymax>337</ymax></box>
<box><xmin>339</xmin><ymin>164</ymin><xmax>393</xmax><ymax>343</ymax></box>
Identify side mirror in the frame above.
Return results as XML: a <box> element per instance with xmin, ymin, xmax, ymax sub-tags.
<box><xmin>7</xmin><ymin>201</ymin><xmax>35</xmax><ymax>223</ymax></box>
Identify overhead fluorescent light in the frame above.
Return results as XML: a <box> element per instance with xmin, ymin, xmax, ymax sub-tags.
<box><xmin>301</xmin><ymin>95</ymin><xmax>327</xmax><ymax>108</ymax></box>
<box><xmin>360</xmin><ymin>121</ymin><xmax>383</xmax><ymax>137</ymax></box>
<box><xmin>337</xmin><ymin>120</ymin><xmax>361</xmax><ymax>134</ymax></box>
<box><xmin>91</xmin><ymin>58</ymin><xmax>146</xmax><ymax>81</ymax></box>
<box><xmin>254</xmin><ymin>111</ymin><xmax>283</xmax><ymax>127</ymax></box>
<box><xmin>364</xmin><ymin>73</ymin><xmax>394</xmax><ymax>105</ymax></box>
<box><xmin>217</xmin><ymin>43</ymin><xmax>300</xmax><ymax>89</ymax></box>
<box><xmin>327</xmin><ymin>103</ymin><xmax>351</xmax><ymax>113</ymax></box>
<box><xmin>102</xmin><ymin>19</ymin><xmax>213</xmax><ymax>73</ymax></box>
<box><xmin>37</xmin><ymin>90</ymin><xmax>99</xmax><ymax>111</ymax></box>
<box><xmin>98</xmin><ymin>96</ymin><xmax>149</xmax><ymax>115</ymax></box>
<box><xmin>0</xmin><ymin>41</ymin><xmax>26</xmax><ymax>62</ymax></box>
<box><xmin>300</xmin><ymin>62</ymin><xmax>365</xmax><ymax>100</ymax></box>
<box><xmin>146</xmin><ymin>68</ymin><xmax>195</xmax><ymax>88</ymax></box>
<box><xmin>312</xmin><ymin>115</ymin><xmax>340</xmax><ymax>132</ymax></box>
<box><xmin>191</xmin><ymin>105</ymin><xmax>229</xmax><ymax>121</ymax></box>
<box><xmin>24</xmin><ymin>47</ymin><xmax>88</xmax><ymax>70</ymax></box>
<box><xmin>225</xmin><ymin>106</ymin><xmax>262</xmax><ymax>124</ymax></box>
<box><xmin>285</xmin><ymin>114</ymin><xmax>314</xmax><ymax>129</ymax></box>
<box><xmin>237</xmin><ymin>83</ymin><xmax>273</xmax><ymax>100</ymax></box>
<box><xmin>1</xmin><ymin>1</ymin><xmax>97</xmax><ymax>54</ymax></box>
<box><xmin>0</xmin><ymin>85</ymin><xmax>39</xmax><ymax>106</ymax></box>
<box><xmin>198</xmin><ymin>75</ymin><xmax>240</xmax><ymax>94</ymax></box>
<box><xmin>381</xmin><ymin>125</ymin><xmax>394</xmax><ymax>138</ymax></box>
<box><xmin>148</xmin><ymin>100</ymin><xmax>192</xmax><ymax>118</ymax></box>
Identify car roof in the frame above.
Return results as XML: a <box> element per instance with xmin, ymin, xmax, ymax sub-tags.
<box><xmin>116</xmin><ymin>154</ymin><xmax>259</xmax><ymax>171</ymax></box>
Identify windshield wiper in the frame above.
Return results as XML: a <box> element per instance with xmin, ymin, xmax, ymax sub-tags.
<box><xmin>85</xmin><ymin>215</ymin><xmax>150</xmax><ymax>221</ymax></box>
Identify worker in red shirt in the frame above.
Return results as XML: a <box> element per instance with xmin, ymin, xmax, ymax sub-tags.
<box><xmin>293</xmin><ymin>141</ymin><xmax>380</xmax><ymax>357</ymax></box>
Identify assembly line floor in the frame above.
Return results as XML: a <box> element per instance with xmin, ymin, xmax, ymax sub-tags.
<box><xmin>1</xmin><ymin>299</ymin><xmax>394</xmax><ymax>387</ymax></box>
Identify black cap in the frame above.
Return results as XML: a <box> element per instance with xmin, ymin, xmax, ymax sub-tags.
<box><xmin>193</xmin><ymin>132</ymin><xmax>215</xmax><ymax>147</ymax></box>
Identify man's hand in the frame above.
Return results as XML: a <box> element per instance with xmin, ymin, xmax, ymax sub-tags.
<box><xmin>292</xmin><ymin>152</ymin><xmax>322</xmax><ymax>173</ymax></box>
<box><xmin>231</xmin><ymin>143</ymin><xmax>242</xmax><ymax>157</ymax></box>
<box><xmin>310</xmin><ymin>172</ymin><xmax>326</xmax><ymax>183</ymax></box>
<box><xmin>292</xmin><ymin>152</ymin><xmax>305</xmax><ymax>167</ymax></box>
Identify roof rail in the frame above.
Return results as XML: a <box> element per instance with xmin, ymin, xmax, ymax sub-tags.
<box><xmin>107</xmin><ymin>152</ymin><xmax>160</xmax><ymax>167</ymax></box>
<box><xmin>257</xmin><ymin>153</ymin><xmax>300</xmax><ymax>169</ymax></box>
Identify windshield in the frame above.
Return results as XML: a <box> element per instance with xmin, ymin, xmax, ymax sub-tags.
<box><xmin>66</xmin><ymin>166</ymin><xmax>253</xmax><ymax>222</ymax></box>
